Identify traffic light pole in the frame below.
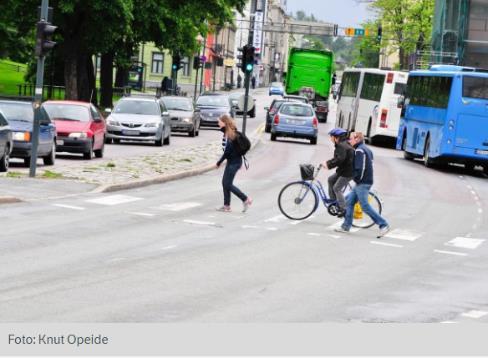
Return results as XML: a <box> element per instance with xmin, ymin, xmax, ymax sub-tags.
<box><xmin>30</xmin><ymin>0</ymin><xmax>49</xmax><ymax>178</ymax></box>
<box><xmin>241</xmin><ymin>0</ymin><xmax>258</xmax><ymax>136</ymax></box>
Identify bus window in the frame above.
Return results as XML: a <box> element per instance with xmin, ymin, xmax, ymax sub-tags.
<box><xmin>407</xmin><ymin>76</ymin><xmax>452</xmax><ymax>108</ymax></box>
<box><xmin>360</xmin><ymin>73</ymin><xmax>385</xmax><ymax>101</ymax></box>
<box><xmin>394</xmin><ymin>83</ymin><xmax>406</xmax><ymax>95</ymax></box>
<box><xmin>341</xmin><ymin>72</ymin><xmax>360</xmax><ymax>97</ymax></box>
<box><xmin>463</xmin><ymin>76</ymin><xmax>488</xmax><ymax>100</ymax></box>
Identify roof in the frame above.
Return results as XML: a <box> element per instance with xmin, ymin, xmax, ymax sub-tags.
<box><xmin>43</xmin><ymin>100</ymin><xmax>91</xmax><ymax>107</ymax></box>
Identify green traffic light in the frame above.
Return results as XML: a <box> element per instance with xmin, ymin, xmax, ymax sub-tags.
<box><xmin>172</xmin><ymin>65</ymin><xmax>177</xmax><ymax>70</ymax></box>
<box><xmin>246</xmin><ymin>63</ymin><xmax>253</xmax><ymax>72</ymax></box>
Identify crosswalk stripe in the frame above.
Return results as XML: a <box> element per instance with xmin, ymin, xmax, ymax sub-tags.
<box><xmin>86</xmin><ymin>195</ymin><xmax>142</xmax><ymax>206</ymax></box>
<box><xmin>52</xmin><ymin>204</ymin><xmax>85</xmax><ymax>211</ymax></box>
<box><xmin>445</xmin><ymin>237</ymin><xmax>485</xmax><ymax>250</ymax></box>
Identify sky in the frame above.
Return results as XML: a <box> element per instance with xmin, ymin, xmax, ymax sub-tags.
<box><xmin>285</xmin><ymin>0</ymin><xmax>374</xmax><ymax>28</ymax></box>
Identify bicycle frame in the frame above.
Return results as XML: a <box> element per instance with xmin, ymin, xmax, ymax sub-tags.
<box><xmin>305</xmin><ymin>164</ymin><xmax>336</xmax><ymax>208</ymax></box>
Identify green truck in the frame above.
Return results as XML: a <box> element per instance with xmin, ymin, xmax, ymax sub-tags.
<box><xmin>285</xmin><ymin>48</ymin><xmax>335</xmax><ymax>122</ymax></box>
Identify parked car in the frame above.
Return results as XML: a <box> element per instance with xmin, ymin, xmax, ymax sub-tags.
<box><xmin>264</xmin><ymin>97</ymin><xmax>302</xmax><ymax>133</ymax></box>
<box><xmin>228</xmin><ymin>91</ymin><xmax>256</xmax><ymax>118</ymax></box>
<box><xmin>283</xmin><ymin>95</ymin><xmax>309</xmax><ymax>103</ymax></box>
<box><xmin>269</xmin><ymin>82</ymin><xmax>284</xmax><ymax>96</ymax></box>
<box><xmin>270</xmin><ymin>102</ymin><xmax>318</xmax><ymax>145</ymax></box>
<box><xmin>160</xmin><ymin>96</ymin><xmax>200</xmax><ymax>137</ymax></box>
<box><xmin>43</xmin><ymin>101</ymin><xmax>106</xmax><ymax>159</ymax></box>
<box><xmin>105</xmin><ymin>96</ymin><xmax>171</xmax><ymax>146</ymax></box>
<box><xmin>0</xmin><ymin>100</ymin><xmax>56</xmax><ymax>167</ymax></box>
<box><xmin>0</xmin><ymin>109</ymin><xmax>12</xmax><ymax>172</ymax></box>
<box><xmin>196</xmin><ymin>93</ymin><xmax>235</xmax><ymax>127</ymax></box>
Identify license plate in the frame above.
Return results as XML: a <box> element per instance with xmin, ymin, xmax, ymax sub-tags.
<box><xmin>123</xmin><ymin>130</ymin><xmax>140</xmax><ymax>136</ymax></box>
<box><xmin>476</xmin><ymin>149</ymin><xmax>488</xmax><ymax>155</ymax></box>
<box><xmin>56</xmin><ymin>139</ymin><xmax>64</xmax><ymax>145</ymax></box>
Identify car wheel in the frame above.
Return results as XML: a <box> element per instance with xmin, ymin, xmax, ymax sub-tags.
<box><xmin>43</xmin><ymin>141</ymin><xmax>56</xmax><ymax>165</ymax></box>
<box><xmin>271</xmin><ymin>133</ymin><xmax>277</xmax><ymax>141</ymax></box>
<box><xmin>105</xmin><ymin>137</ymin><xmax>113</xmax><ymax>144</ymax></box>
<box><xmin>83</xmin><ymin>141</ymin><xmax>94</xmax><ymax>160</ymax></box>
<box><xmin>155</xmin><ymin>135</ymin><xmax>163</xmax><ymax>146</ymax></box>
<box><xmin>94</xmin><ymin>141</ymin><xmax>104</xmax><ymax>158</ymax></box>
<box><xmin>163</xmin><ymin>133</ymin><xmax>170</xmax><ymax>145</ymax></box>
<box><xmin>189</xmin><ymin>126</ymin><xmax>196</xmax><ymax>137</ymax></box>
<box><xmin>23</xmin><ymin>157</ymin><xmax>31</xmax><ymax>168</ymax></box>
<box><xmin>250</xmin><ymin>108</ymin><xmax>256</xmax><ymax>118</ymax></box>
<box><xmin>310</xmin><ymin>137</ymin><xmax>317</xmax><ymax>145</ymax></box>
<box><xmin>0</xmin><ymin>144</ymin><xmax>10</xmax><ymax>172</ymax></box>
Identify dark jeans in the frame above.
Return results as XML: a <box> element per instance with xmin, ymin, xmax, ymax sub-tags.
<box><xmin>222</xmin><ymin>162</ymin><xmax>247</xmax><ymax>206</ymax></box>
<box><xmin>328</xmin><ymin>172</ymin><xmax>351</xmax><ymax>210</ymax></box>
<box><xmin>343</xmin><ymin>184</ymin><xmax>388</xmax><ymax>230</ymax></box>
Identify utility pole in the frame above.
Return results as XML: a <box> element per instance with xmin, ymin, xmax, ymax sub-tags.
<box><xmin>199</xmin><ymin>36</ymin><xmax>207</xmax><ymax>94</ymax></box>
<box><xmin>242</xmin><ymin>0</ymin><xmax>259</xmax><ymax>135</ymax></box>
<box><xmin>30</xmin><ymin>0</ymin><xmax>56</xmax><ymax>177</ymax></box>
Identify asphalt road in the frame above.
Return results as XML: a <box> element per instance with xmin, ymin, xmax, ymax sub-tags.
<box><xmin>1</xmin><ymin>91</ymin><xmax>488</xmax><ymax>323</ymax></box>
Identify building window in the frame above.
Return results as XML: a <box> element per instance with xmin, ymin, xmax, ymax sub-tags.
<box><xmin>152</xmin><ymin>52</ymin><xmax>164</xmax><ymax>74</ymax></box>
<box><xmin>182</xmin><ymin>56</ymin><xmax>190</xmax><ymax>76</ymax></box>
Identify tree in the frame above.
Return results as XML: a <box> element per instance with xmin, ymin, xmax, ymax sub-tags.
<box><xmin>353</xmin><ymin>20</ymin><xmax>381</xmax><ymax>68</ymax></box>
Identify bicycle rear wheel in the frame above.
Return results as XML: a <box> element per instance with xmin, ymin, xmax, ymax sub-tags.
<box><xmin>278</xmin><ymin>181</ymin><xmax>318</xmax><ymax>220</ymax></box>
<box><xmin>352</xmin><ymin>191</ymin><xmax>382</xmax><ymax>229</ymax></box>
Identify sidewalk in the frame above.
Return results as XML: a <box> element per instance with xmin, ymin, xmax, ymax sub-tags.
<box><xmin>0</xmin><ymin>124</ymin><xmax>264</xmax><ymax>204</ymax></box>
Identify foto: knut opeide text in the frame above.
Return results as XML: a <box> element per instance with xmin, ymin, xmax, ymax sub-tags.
<box><xmin>8</xmin><ymin>334</ymin><xmax>109</xmax><ymax>346</ymax></box>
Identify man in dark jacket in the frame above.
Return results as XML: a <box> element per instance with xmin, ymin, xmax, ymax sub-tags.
<box><xmin>322</xmin><ymin>128</ymin><xmax>355</xmax><ymax>216</ymax></box>
<box><xmin>335</xmin><ymin>132</ymin><xmax>390</xmax><ymax>237</ymax></box>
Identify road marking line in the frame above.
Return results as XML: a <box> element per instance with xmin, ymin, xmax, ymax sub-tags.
<box><xmin>159</xmin><ymin>245</ymin><xmax>177</xmax><ymax>251</ymax></box>
<box><xmin>52</xmin><ymin>204</ymin><xmax>85</xmax><ymax>211</ymax></box>
<box><xmin>307</xmin><ymin>233</ymin><xmax>321</xmax><ymax>236</ymax></box>
<box><xmin>478</xmin><ymin>208</ymin><xmax>483</xmax><ymax>214</ymax></box>
<box><xmin>440</xmin><ymin>321</ymin><xmax>456</xmax><ymax>324</ymax></box>
<box><xmin>328</xmin><ymin>234</ymin><xmax>341</xmax><ymax>239</ymax></box>
<box><xmin>370</xmin><ymin>241</ymin><xmax>403</xmax><ymax>248</ymax></box>
<box><xmin>445</xmin><ymin>237</ymin><xmax>485</xmax><ymax>250</ymax></box>
<box><xmin>434</xmin><ymin>249</ymin><xmax>468</xmax><ymax>257</ymax></box>
<box><xmin>264</xmin><ymin>215</ymin><xmax>285</xmax><ymax>223</ymax></box>
<box><xmin>474</xmin><ymin>196</ymin><xmax>479</xmax><ymax>201</ymax></box>
<box><xmin>129</xmin><ymin>212</ymin><xmax>156</xmax><ymax>217</ymax></box>
<box><xmin>156</xmin><ymin>202</ymin><xmax>202</xmax><ymax>211</ymax></box>
<box><xmin>289</xmin><ymin>215</ymin><xmax>315</xmax><ymax>225</ymax></box>
<box><xmin>470</xmin><ymin>190</ymin><xmax>476</xmax><ymax>196</ymax></box>
<box><xmin>183</xmin><ymin>219</ymin><xmax>216</xmax><ymax>226</ymax></box>
<box><xmin>461</xmin><ymin>310</ymin><xmax>488</xmax><ymax>319</ymax></box>
<box><xmin>86</xmin><ymin>194</ymin><xmax>142</xmax><ymax>206</ymax></box>
<box><xmin>242</xmin><ymin>225</ymin><xmax>259</xmax><ymax>229</ymax></box>
<box><xmin>384</xmin><ymin>229</ymin><xmax>422</xmax><ymax>241</ymax></box>
<box><xmin>106</xmin><ymin>257</ymin><xmax>126</xmax><ymax>264</ymax></box>
<box><xmin>266</xmin><ymin>227</ymin><xmax>279</xmax><ymax>231</ymax></box>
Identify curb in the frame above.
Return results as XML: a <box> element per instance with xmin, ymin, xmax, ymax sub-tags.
<box><xmin>93</xmin><ymin>124</ymin><xmax>265</xmax><ymax>194</ymax></box>
<box><xmin>0</xmin><ymin>196</ymin><xmax>23</xmax><ymax>205</ymax></box>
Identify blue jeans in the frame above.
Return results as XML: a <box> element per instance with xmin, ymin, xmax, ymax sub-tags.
<box><xmin>342</xmin><ymin>184</ymin><xmax>388</xmax><ymax>230</ymax></box>
<box><xmin>222</xmin><ymin>162</ymin><xmax>247</xmax><ymax>206</ymax></box>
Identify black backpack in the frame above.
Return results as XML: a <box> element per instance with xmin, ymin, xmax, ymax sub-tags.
<box><xmin>234</xmin><ymin>131</ymin><xmax>251</xmax><ymax>156</ymax></box>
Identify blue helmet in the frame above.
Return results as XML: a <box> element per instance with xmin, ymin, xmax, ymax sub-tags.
<box><xmin>328</xmin><ymin>128</ymin><xmax>347</xmax><ymax>137</ymax></box>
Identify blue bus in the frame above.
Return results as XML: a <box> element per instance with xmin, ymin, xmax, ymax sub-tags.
<box><xmin>396</xmin><ymin>65</ymin><xmax>488</xmax><ymax>173</ymax></box>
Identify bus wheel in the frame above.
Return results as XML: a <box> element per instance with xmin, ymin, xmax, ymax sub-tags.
<box><xmin>483</xmin><ymin>165</ymin><xmax>488</xmax><ymax>176</ymax></box>
<box><xmin>465</xmin><ymin>163</ymin><xmax>475</xmax><ymax>172</ymax></box>
<box><xmin>402</xmin><ymin>135</ymin><xmax>414</xmax><ymax>160</ymax></box>
<box><xmin>423</xmin><ymin>137</ymin><xmax>435</xmax><ymax>168</ymax></box>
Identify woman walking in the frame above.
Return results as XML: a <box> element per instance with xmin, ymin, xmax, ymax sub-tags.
<box><xmin>215</xmin><ymin>115</ymin><xmax>252</xmax><ymax>212</ymax></box>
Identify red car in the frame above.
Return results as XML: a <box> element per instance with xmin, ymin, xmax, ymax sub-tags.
<box><xmin>43</xmin><ymin>101</ymin><xmax>106</xmax><ymax>159</ymax></box>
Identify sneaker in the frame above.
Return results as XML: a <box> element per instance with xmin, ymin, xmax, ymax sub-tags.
<box><xmin>216</xmin><ymin>206</ymin><xmax>231</xmax><ymax>212</ymax></box>
<box><xmin>337</xmin><ymin>209</ymin><xmax>346</xmax><ymax>218</ymax></box>
<box><xmin>242</xmin><ymin>197</ymin><xmax>253</xmax><ymax>213</ymax></box>
<box><xmin>377</xmin><ymin>225</ymin><xmax>391</xmax><ymax>238</ymax></box>
<box><xmin>334</xmin><ymin>226</ymin><xmax>350</xmax><ymax>234</ymax></box>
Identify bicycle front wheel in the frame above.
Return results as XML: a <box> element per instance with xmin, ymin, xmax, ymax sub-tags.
<box><xmin>278</xmin><ymin>181</ymin><xmax>318</xmax><ymax>220</ymax></box>
<box><xmin>352</xmin><ymin>191</ymin><xmax>382</xmax><ymax>229</ymax></box>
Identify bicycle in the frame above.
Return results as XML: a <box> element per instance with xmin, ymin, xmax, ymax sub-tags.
<box><xmin>277</xmin><ymin>164</ymin><xmax>382</xmax><ymax>228</ymax></box>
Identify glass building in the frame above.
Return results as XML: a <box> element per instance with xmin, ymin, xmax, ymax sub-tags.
<box><xmin>432</xmin><ymin>0</ymin><xmax>488</xmax><ymax>68</ymax></box>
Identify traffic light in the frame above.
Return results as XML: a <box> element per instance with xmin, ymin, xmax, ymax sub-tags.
<box><xmin>377</xmin><ymin>26</ymin><xmax>383</xmax><ymax>41</ymax></box>
<box><xmin>242</xmin><ymin>45</ymin><xmax>255</xmax><ymax>73</ymax></box>
<box><xmin>35</xmin><ymin>20</ymin><xmax>57</xmax><ymax>57</ymax></box>
<box><xmin>172</xmin><ymin>54</ymin><xmax>182</xmax><ymax>71</ymax></box>
<box><xmin>193</xmin><ymin>56</ymin><xmax>201</xmax><ymax>70</ymax></box>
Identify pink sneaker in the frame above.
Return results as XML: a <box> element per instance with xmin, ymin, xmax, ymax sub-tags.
<box><xmin>216</xmin><ymin>205</ymin><xmax>231</xmax><ymax>212</ymax></box>
<box><xmin>242</xmin><ymin>198</ymin><xmax>253</xmax><ymax>213</ymax></box>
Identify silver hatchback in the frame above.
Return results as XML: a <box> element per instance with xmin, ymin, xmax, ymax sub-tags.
<box><xmin>160</xmin><ymin>96</ymin><xmax>200</xmax><ymax>137</ymax></box>
<box><xmin>106</xmin><ymin>97</ymin><xmax>171</xmax><ymax>146</ymax></box>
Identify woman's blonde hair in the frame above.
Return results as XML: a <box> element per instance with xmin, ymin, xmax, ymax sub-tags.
<box><xmin>219</xmin><ymin>114</ymin><xmax>237</xmax><ymax>140</ymax></box>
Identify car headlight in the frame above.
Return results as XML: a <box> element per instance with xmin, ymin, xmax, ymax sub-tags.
<box><xmin>13</xmin><ymin>131</ymin><xmax>31</xmax><ymax>141</ymax></box>
<box><xmin>69</xmin><ymin>132</ymin><xmax>88</xmax><ymax>139</ymax></box>
<box><xmin>144</xmin><ymin>122</ymin><xmax>159</xmax><ymax>128</ymax></box>
<box><xmin>182</xmin><ymin>118</ymin><xmax>191</xmax><ymax>123</ymax></box>
<box><xmin>108</xmin><ymin>119</ymin><xmax>120</xmax><ymax>126</ymax></box>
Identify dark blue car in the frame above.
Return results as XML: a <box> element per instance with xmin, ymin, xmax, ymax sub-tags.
<box><xmin>0</xmin><ymin>110</ymin><xmax>12</xmax><ymax>172</ymax></box>
<box><xmin>0</xmin><ymin>100</ymin><xmax>56</xmax><ymax>167</ymax></box>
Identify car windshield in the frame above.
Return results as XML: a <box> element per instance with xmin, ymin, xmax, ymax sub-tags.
<box><xmin>229</xmin><ymin>92</ymin><xmax>244</xmax><ymax>100</ymax></box>
<box><xmin>43</xmin><ymin>103</ymin><xmax>90</xmax><ymax>122</ymax></box>
<box><xmin>162</xmin><ymin>98</ymin><xmax>192</xmax><ymax>111</ymax></box>
<box><xmin>280</xmin><ymin>104</ymin><xmax>313</xmax><ymax>117</ymax></box>
<box><xmin>0</xmin><ymin>102</ymin><xmax>33</xmax><ymax>122</ymax></box>
<box><xmin>271</xmin><ymin>82</ymin><xmax>282</xmax><ymax>87</ymax></box>
<box><xmin>285</xmin><ymin>96</ymin><xmax>307</xmax><ymax>103</ymax></box>
<box><xmin>271</xmin><ymin>100</ymin><xmax>285</xmax><ymax>110</ymax></box>
<box><xmin>196</xmin><ymin>96</ymin><xmax>229</xmax><ymax>107</ymax></box>
<box><xmin>114</xmin><ymin>100</ymin><xmax>160</xmax><ymax>115</ymax></box>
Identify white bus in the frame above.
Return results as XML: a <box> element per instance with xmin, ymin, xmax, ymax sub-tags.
<box><xmin>336</xmin><ymin>69</ymin><xmax>408</xmax><ymax>144</ymax></box>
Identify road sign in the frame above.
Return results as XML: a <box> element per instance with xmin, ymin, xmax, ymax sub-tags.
<box><xmin>355</xmin><ymin>28</ymin><xmax>365</xmax><ymax>36</ymax></box>
<box><xmin>224</xmin><ymin>58</ymin><xmax>235</xmax><ymax>67</ymax></box>
<box><xmin>253</xmin><ymin>11</ymin><xmax>264</xmax><ymax>54</ymax></box>
<box><xmin>345</xmin><ymin>28</ymin><xmax>355</xmax><ymax>36</ymax></box>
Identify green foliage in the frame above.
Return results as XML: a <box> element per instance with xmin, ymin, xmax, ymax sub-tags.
<box><xmin>353</xmin><ymin>20</ymin><xmax>381</xmax><ymax>68</ymax></box>
<box><xmin>0</xmin><ymin>60</ymin><xmax>27</xmax><ymax>95</ymax></box>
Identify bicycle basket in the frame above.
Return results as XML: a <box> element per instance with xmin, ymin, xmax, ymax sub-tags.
<box><xmin>300</xmin><ymin>164</ymin><xmax>315</xmax><ymax>180</ymax></box>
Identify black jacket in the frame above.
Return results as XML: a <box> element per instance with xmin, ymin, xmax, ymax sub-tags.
<box><xmin>326</xmin><ymin>138</ymin><xmax>355</xmax><ymax>177</ymax></box>
<box><xmin>353</xmin><ymin>142</ymin><xmax>374</xmax><ymax>185</ymax></box>
<box><xmin>217</xmin><ymin>139</ymin><xmax>242</xmax><ymax>166</ymax></box>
